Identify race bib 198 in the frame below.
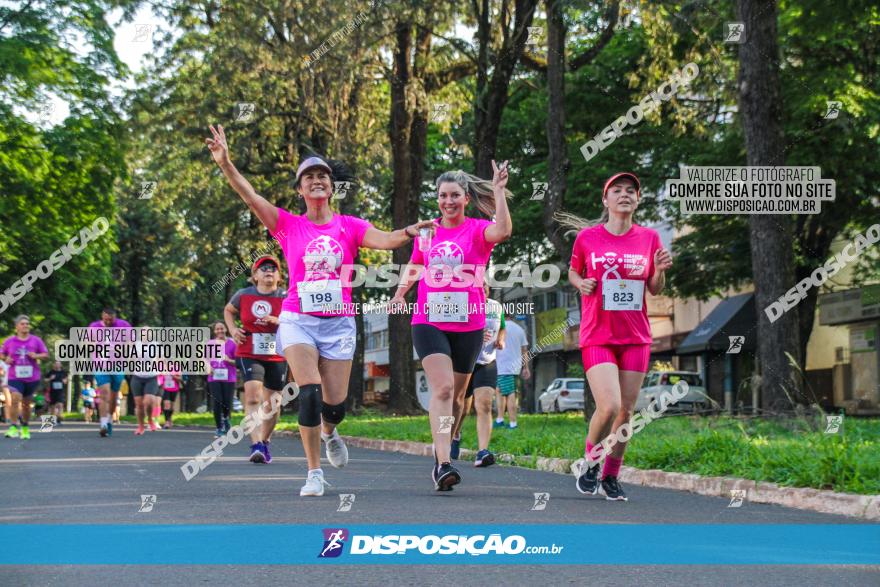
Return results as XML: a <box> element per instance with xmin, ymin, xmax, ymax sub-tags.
<box><xmin>298</xmin><ymin>280</ymin><xmax>343</xmax><ymax>313</ymax></box>
<box><xmin>602</xmin><ymin>278</ymin><xmax>645</xmax><ymax>311</ymax></box>
<box><xmin>427</xmin><ymin>292</ymin><xmax>468</xmax><ymax>323</ymax></box>
<box><xmin>252</xmin><ymin>333</ymin><xmax>277</xmax><ymax>355</ymax></box>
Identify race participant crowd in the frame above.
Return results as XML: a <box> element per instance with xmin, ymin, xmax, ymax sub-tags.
<box><xmin>1</xmin><ymin>125</ymin><xmax>672</xmax><ymax>503</ymax></box>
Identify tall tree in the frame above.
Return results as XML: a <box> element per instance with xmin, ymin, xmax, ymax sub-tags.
<box><xmin>0</xmin><ymin>0</ymin><xmax>131</xmax><ymax>332</ymax></box>
<box><xmin>524</xmin><ymin>1</ymin><xmax>619</xmax><ymax>260</ymax></box>
<box><xmin>472</xmin><ymin>0</ymin><xmax>539</xmax><ymax>177</ymax></box>
<box><xmin>736</xmin><ymin>0</ymin><xmax>800</xmax><ymax>408</ymax></box>
<box><xmin>386</xmin><ymin>4</ymin><xmax>475</xmax><ymax>411</ymax></box>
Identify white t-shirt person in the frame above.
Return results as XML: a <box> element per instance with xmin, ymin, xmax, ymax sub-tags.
<box><xmin>476</xmin><ymin>298</ymin><xmax>504</xmax><ymax>365</ymax></box>
<box><xmin>496</xmin><ymin>320</ymin><xmax>529</xmax><ymax>376</ymax></box>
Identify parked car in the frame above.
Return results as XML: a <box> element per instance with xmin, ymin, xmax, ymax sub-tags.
<box><xmin>538</xmin><ymin>378</ymin><xmax>586</xmax><ymax>413</ymax></box>
<box><xmin>635</xmin><ymin>371</ymin><xmax>709</xmax><ymax>413</ymax></box>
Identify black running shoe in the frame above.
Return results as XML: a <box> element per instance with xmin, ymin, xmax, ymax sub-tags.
<box><xmin>601</xmin><ymin>475</ymin><xmax>628</xmax><ymax>501</ymax></box>
<box><xmin>433</xmin><ymin>462</ymin><xmax>461</xmax><ymax>491</ymax></box>
<box><xmin>450</xmin><ymin>436</ymin><xmax>461</xmax><ymax>460</ymax></box>
<box><xmin>474</xmin><ymin>449</ymin><xmax>495</xmax><ymax>468</ymax></box>
<box><xmin>576</xmin><ymin>462</ymin><xmax>600</xmax><ymax>495</ymax></box>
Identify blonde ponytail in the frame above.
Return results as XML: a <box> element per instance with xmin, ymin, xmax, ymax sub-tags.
<box><xmin>553</xmin><ymin>208</ymin><xmax>608</xmax><ymax>238</ymax></box>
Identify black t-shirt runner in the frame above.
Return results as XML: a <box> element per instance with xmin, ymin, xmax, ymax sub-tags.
<box><xmin>229</xmin><ymin>285</ymin><xmax>286</xmax><ymax>362</ymax></box>
<box><xmin>47</xmin><ymin>369</ymin><xmax>68</xmax><ymax>395</ymax></box>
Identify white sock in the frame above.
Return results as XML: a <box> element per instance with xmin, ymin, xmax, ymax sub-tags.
<box><xmin>308</xmin><ymin>468</ymin><xmax>324</xmax><ymax>477</ymax></box>
<box><xmin>100</xmin><ymin>416</ymin><xmax>109</xmax><ymax>426</ymax></box>
<box><xmin>509</xmin><ymin>422</ymin><xmax>518</xmax><ymax>428</ymax></box>
<box><xmin>495</xmin><ymin>418</ymin><xmax>504</xmax><ymax>423</ymax></box>
<box><xmin>321</xmin><ymin>429</ymin><xmax>337</xmax><ymax>441</ymax></box>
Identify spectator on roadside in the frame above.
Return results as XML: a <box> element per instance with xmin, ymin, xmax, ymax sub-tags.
<box><xmin>494</xmin><ymin>319</ymin><xmax>530</xmax><ymax>430</ymax></box>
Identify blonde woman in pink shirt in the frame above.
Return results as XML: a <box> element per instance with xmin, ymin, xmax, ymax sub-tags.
<box><xmin>206</xmin><ymin>124</ymin><xmax>434</xmax><ymax>496</ymax></box>
<box><xmin>390</xmin><ymin>162</ymin><xmax>512</xmax><ymax>491</ymax></box>
<box><xmin>566</xmin><ymin>173</ymin><xmax>672</xmax><ymax>501</ymax></box>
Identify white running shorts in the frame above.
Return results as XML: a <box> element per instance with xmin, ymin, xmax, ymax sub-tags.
<box><xmin>276</xmin><ymin>311</ymin><xmax>357</xmax><ymax>361</ymax></box>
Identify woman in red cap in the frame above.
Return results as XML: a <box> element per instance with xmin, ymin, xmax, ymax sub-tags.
<box><xmin>566</xmin><ymin>172</ymin><xmax>672</xmax><ymax>501</ymax></box>
<box><xmin>206</xmin><ymin>124</ymin><xmax>434</xmax><ymax>496</ymax></box>
<box><xmin>223</xmin><ymin>254</ymin><xmax>287</xmax><ymax>462</ymax></box>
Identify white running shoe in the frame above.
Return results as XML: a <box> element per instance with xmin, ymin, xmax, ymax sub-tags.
<box><xmin>300</xmin><ymin>470</ymin><xmax>330</xmax><ymax>497</ymax></box>
<box><xmin>323</xmin><ymin>431</ymin><xmax>349</xmax><ymax>468</ymax></box>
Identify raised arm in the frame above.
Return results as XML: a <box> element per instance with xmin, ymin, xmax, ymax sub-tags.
<box><xmin>361</xmin><ymin>220</ymin><xmax>437</xmax><ymax>250</ymax></box>
<box><xmin>206</xmin><ymin>124</ymin><xmax>279</xmax><ymax>232</ymax></box>
<box><xmin>484</xmin><ymin>160</ymin><xmax>513</xmax><ymax>244</ymax></box>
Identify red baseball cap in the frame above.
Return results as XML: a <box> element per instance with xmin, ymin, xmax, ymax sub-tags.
<box><xmin>603</xmin><ymin>172</ymin><xmax>641</xmax><ymax>196</ymax></box>
<box><xmin>252</xmin><ymin>255</ymin><xmax>281</xmax><ymax>273</ymax></box>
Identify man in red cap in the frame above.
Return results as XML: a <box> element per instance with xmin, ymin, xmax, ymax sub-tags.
<box><xmin>224</xmin><ymin>254</ymin><xmax>288</xmax><ymax>464</ymax></box>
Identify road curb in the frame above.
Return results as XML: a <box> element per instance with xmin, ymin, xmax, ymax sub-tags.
<box><xmin>341</xmin><ymin>435</ymin><xmax>880</xmax><ymax>521</ymax></box>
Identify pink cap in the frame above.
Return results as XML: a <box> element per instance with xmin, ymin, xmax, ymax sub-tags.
<box><xmin>603</xmin><ymin>172</ymin><xmax>641</xmax><ymax>196</ymax></box>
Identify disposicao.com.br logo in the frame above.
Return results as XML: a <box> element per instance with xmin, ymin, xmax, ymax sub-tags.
<box><xmin>318</xmin><ymin>528</ymin><xmax>563</xmax><ymax>558</ymax></box>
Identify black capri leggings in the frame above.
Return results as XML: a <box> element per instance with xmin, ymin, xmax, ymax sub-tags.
<box><xmin>208</xmin><ymin>381</ymin><xmax>236</xmax><ymax>429</ymax></box>
<box><xmin>412</xmin><ymin>324</ymin><xmax>484</xmax><ymax>374</ymax></box>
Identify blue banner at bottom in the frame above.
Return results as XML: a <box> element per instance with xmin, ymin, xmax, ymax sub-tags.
<box><xmin>2</xmin><ymin>524</ymin><xmax>878</xmax><ymax>565</ymax></box>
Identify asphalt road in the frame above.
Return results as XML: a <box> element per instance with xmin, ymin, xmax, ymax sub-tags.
<box><xmin>1</xmin><ymin>422</ymin><xmax>877</xmax><ymax>586</ymax></box>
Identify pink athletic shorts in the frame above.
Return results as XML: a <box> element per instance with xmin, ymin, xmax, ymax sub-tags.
<box><xmin>581</xmin><ymin>344</ymin><xmax>651</xmax><ymax>373</ymax></box>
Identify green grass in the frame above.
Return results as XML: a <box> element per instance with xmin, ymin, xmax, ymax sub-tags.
<box><xmin>336</xmin><ymin>411</ymin><xmax>880</xmax><ymax>495</ymax></box>
<box><xmin>59</xmin><ymin>410</ymin><xmax>880</xmax><ymax>495</ymax></box>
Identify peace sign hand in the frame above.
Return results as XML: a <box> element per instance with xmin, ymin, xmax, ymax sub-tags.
<box><xmin>491</xmin><ymin>159</ymin><xmax>509</xmax><ymax>191</ymax></box>
<box><xmin>205</xmin><ymin>124</ymin><xmax>231</xmax><ymax>167</ymax></box>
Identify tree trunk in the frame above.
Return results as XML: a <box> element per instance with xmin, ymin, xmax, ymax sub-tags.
<box><xmin>544</xmin><ymin>0</ymin><xmax>569</xmax><ymax>260</ymax></box>
<box><xmin>386</xmin><ymin>12</ymin><xmax>479</xmax><ymax>412</ymax></box>
<box><xmin>736</xmin><ymin>0</ymin><xmax>801</xmax><ymax>410</ymax></box>
<box><xmin>473</xmin><ymin>0</ymin><xmax>539</xmax><ymax>178</ymax></box>
<box><xmin>387</xmin><ymin>21</ymin><xmax>421</xmax><ymax>413</ymax></box>
<box><xmin>540</xmin><ymin>0</ymin><xmax>617</xmax><ymax>262</ymax></box>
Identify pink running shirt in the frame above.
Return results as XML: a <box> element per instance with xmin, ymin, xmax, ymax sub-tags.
<box><xmin>207</xmin><ymin>338</ymin><xmax>237</xmax><ymax>383</ymax></box>
<box><xmin>271</xmin><ymin>208</ymin><xmax>372</xmax><ymax>316</ymax></box>
<box><xmin>158</xmin><ymin>373</ymin><xmax>180</xmax><ymax>392</ymax></box>
<box><xmin>570</xmin><ymin>223</ymin><xmax>661</xmax><ymax>346</ymax></box>
<box><xmin>1</xmin><ymin>335</ymin><xmax>49</xmax><ymax>382</ymax></box>
<box><xmin>410</xmin><ymin>217</ymin><xmax>495</xmax><ymax>333</ymax></box>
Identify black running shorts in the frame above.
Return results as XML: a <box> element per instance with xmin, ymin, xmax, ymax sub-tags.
<box><xmin>412</xmin><ymin>325</ymin><xmax>483</xmax><ymax>374</ymax></box>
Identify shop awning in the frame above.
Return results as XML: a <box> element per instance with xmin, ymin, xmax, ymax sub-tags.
<box><xmin>677</xmin><ymin>293</ymin><xmax>756</xmax><ymax>354</ymax></box>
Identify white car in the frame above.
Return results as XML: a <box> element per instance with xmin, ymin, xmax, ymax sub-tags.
<box><xmin>538</xmin><ymin>378</ymin><xmax>586</xmax><ymax>413</ymax></box>
<box><xmin>635</xmin><ymin>371</ymin><xmax>709</xmax><ymax>413</ymax></box>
